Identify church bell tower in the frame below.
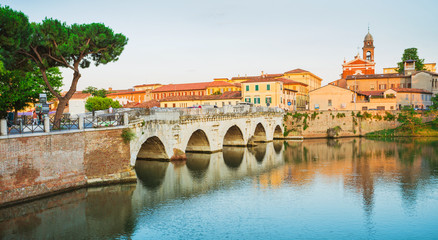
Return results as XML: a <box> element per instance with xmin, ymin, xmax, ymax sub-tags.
<box><xmin>362</xmin><ymin>30</ymin><xmax>374</xmax><ymax>62</ymax></box>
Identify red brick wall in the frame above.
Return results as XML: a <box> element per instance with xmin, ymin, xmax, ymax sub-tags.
<box><xmin>0</xmin><ymin>129</ymin><xmax>131</xmax><ymax>206</ymax></box>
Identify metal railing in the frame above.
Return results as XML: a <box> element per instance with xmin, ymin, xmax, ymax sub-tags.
<box><xmin>2</xmin><ymin>112</ymin><xmax>127</xmax><ymax>136</ymax></box>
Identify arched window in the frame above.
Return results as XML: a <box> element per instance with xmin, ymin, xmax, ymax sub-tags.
<box><xmin>366</xmin><ymin>51</ymin><xmax>372</xmax><ymax>61</ymax></box>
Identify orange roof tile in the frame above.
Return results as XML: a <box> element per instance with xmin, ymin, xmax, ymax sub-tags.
<box><xmin>284</xmin><ymin>68</ymin><xmax>309</xmax><ymax>74</ymax></box>
<box><xmin>391</xmin><ymin>88</ymin><xmax>432</xmax><ymax>94</ymax></box>
<box><xmin>160</xmin><ymin>91</ymin><xmax>241</xmax><ymax>102</ymax></box>
<box><xmin>133</xmin><ymin>83</ymin><xmax>162</xmax><ymax>88</ymax></box>
<box><xmin>207</xmin><ymin>81</ymin><xmax>235</xmax><ymax>87</ymax></box>
<box><xmin>124</xmin><ymin>100</ymin><xmax>160</xmax><ymax>108</ymax></box>
<box><xmin>107</xmin><ymin>90</ymin><xmax>147</xmax><ymax>96</ymax></box>
<box><xmin>69</xmin><ymin>91</ymin><xmax>91</xmax><ymax>99</ymax></box>
<box><xmin>152</xmin><ymin>82</ymin><xmax>210</xmax><ymax>92</ymax></box>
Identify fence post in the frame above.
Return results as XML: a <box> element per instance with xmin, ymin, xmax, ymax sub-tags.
<box><xmin>44</xmin><ymin>115</ymin><xmax>50</xmax><ymax>133</ymax></box>
<box><xmin>0</xmin><ymin>119</ymin><xmax>7</xmax><ymax>136</ymax></box>
<box><xmin>79</xmin><ymin>115</ymin><xmax>84</xmax><ymax>130</ymax></box>
<box><xmin>123</xmin><ymin>113</ymin><xmax>129</xmax><ymax>126</ymax></box>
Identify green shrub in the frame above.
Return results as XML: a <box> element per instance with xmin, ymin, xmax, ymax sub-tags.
<box><xmin>373</xmin><ymin>114</ymin><xmax>382</xmax><ymax>120</ymax></box>
<box><xmin>121</xmin><ymin>128</ymin><xmax>136</xmax><ymax>143</ymax></box>
<box><xmin>383</xmin><ymin>111</ymin><xmax>396</xmax><ymax>121</ymax></box>
<box><xmin>363</xmin><ymin>111</ymin><xmax>372</xmax><ymax>119</ymax></box>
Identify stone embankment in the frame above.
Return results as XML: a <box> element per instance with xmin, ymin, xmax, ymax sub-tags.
<box><xmin>0</xmin><ymin>128</ymin><xmax>136</xmax><ymax>207</ymax></box>
<box><xmin>283</xmin><ymin>110</ymin><xmax>436</xmax><ymax>139</ymax></box>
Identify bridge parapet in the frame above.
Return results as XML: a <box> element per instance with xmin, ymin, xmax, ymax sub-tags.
<box><xmin>128</xmin><ymin>105</ymin><xmax>284</xmax><ymax>125</ymax></box>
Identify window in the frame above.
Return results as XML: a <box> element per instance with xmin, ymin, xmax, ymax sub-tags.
<box><xmin>246</xmin><ymin>85</ymin><xmax>249</xmax><ymax>91</ymax></box>
<box><xmin>370</xmin><ymin>84</ymin><xmax>375</xmax><ymax>90</ymax></box>
<box><xmin>164</xmin><ymin>104</ymin><xmax>167</xmax><ymax>108</ymax></box>
<box><xmin>379</xmin><ymin>84</ymin><xmax>386</xmax><ymax>90</ymax></box>
<box><xmin>391</xmin><ymin>84</ymin><xmax>395</xmax><ymax>89</ymax></box>
<box><xmin>328</xmin><ymin>99</ymin><xmax>332</xmax><ymax>106</ymax></box>
<box><xmin>377</xmin><ymin>106</ymin><xmax>385</xmax><ymax>110</ymax></box>
<box><xmin>173</xmin><ymin>103</ymin><xmax>176</xmax><ymax>108</ymax></box>
<box><xmin>255</xmin><ymin>85</ymin><xmax>259</xmax><ymax>91</ymax></box>
<box><xmin>362</xmin><ymin>106</ymin><xmax>368</xmax><ymax>110</ymax></box>
<box><xmin>267</xmin><ymin>84</ymin><xmax>270</xmax><ymax>90</ymax></box>
<box><xmin>245</xmin><ymin>97</ymin><xmax>251</xmax><ymax>103</ymax></box>
<box><xmin>407</xmin><ymin>83</ymin><xmax>411</xmax><ymax>88</ymax></box>
<box><xmin>266</xmin><ymin>96</ymin><xmax>272</xmax><ymax>104</ymax></box>
<box><xmin>220</xmin><ymin>88</ymin><xmax>224</xmax><ymax>93</ymax></box>
<box><xmin>254</xmin><ymin>97</ymin><xmax>260</xmax><ymax>104</ymax></box>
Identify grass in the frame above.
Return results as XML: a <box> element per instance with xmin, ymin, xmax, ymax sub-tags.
<box><xmin>366</xmin><ymin>121</ymin><xmax>438</xmax><ymax>138</ymax></box>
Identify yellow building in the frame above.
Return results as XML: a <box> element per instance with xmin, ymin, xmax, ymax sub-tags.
<box><xmin>133</xmin><ymin>83</ymin><xmax>162</xmax><ymax>91</ymax></box>
<box><xmin>241</xmin><ymin>77</ymin><xmax>297</xmax><ymax>111</ymax></box>
<box><xmin>206</xmin><ymin>81</ymin><xmax>240</xmax><ymax>95</ymax></box>
<box><xmin>282</xmin><ymin>68</ymin><xmax>322</xmax><ymax>91</ymax></box>
<box><xmin>384</xmin><ymin>88</ymin><xmax>433</xmax><ymax>109</ymax></box>
<box><xmin>383</xmin><ymin>63</ymin><xmax>436</xmax><ymax>74</ymax></box>
<box><xmin>346</xmin><ymin>73</ymin><xmax>411</xmax><ymax>92</ymax></box>
<box><xmin>159</xmin><ymin>91</ymin><xmax>242</xmax><ymax>108</ymax></box>
<box><xmin>309</xmin><ymin>84</ymin><xmax>397</xmax><ymax>111</ymax></box>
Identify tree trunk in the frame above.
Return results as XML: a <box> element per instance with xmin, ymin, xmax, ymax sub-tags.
<box><xmin>14</xmin><ymin>109</ymin><xmax>18</xmax><ymax>125</ymax></box>
<box><xmin>53</xmin><ymin>98</ymin><xmax>68</xmax><ymax>129</ymax></box>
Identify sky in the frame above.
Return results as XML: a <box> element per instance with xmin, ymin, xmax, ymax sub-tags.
<box><xmin>3</xmin><ymin>0</ymin><xmax>438</xmax><ymax>91</ymax></box>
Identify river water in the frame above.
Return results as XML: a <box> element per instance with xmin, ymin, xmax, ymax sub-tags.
<box><xmin>1</xmin><ymin>138</ymin><xmax>438</xmax><ymax>239</ymax></box>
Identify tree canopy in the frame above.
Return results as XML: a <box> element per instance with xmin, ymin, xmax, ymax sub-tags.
<box><xmin>0</xmin><ymin>62</ymin><xmax>63</xmax><ymax>118</ymax></box>
<box><xmin>0</xmin><ymin>5</ymin><xmax>128</xmax><ymax>125</ymax></box>
<box><xmin>85</xmin><ymin>96</ymin><xmax>121</xmax><ymax>112</ymax></box>
<box><xmin>396</xmin><ymin>48</ymin><xmax>425</xmax><ymax>73</ymax></box>
<box><xmin>83</xmin><ymin>86</ymin><xmax>111</xmax><ymax>98</ymax></box>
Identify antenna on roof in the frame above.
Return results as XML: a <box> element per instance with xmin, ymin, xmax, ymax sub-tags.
<box><xmin>368</xmin><ymin>23</ymin><xmax>370</xmax><ymax>33</ymax></box>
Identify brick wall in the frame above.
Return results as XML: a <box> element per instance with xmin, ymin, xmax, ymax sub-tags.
<box><xmin>0</xmin><ymin>128</ymin><xmax>131</xmax><ymax>206</ymax></box>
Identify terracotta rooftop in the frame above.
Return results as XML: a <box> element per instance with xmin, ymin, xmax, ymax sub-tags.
<box><xmin>152</xmin><ymin>82</ymin><xmax>210</xmax><ymax>92</ymax></box>
<box><xmin>231</xmin><ymin>76</ymin><xmax>259</xmax><ymax>80</ymax></box>
<box><xmin>124</xmin><ymin>100</ymin><xmax>160</xmax><ymax>108</ymax></box>
<box><xmin>241</xmin><ymin>77</ymin><xmax>308</xmax><ymax>86</ymax></box>
<box><xmin>69</xmin><ymin>91</ymin><xmax>91</xmax><ymax>99</ymax></box>
<box><xmin>391</xmin><ymin>88</ymin><xmax>433</xmax><ymax>94</ymax></box>
<box><xmin>276</xmin><ymin>78</ymin><xmax>308</xmax><ymax>86</ymax></box>
<box><xmin>107</xmin><ymin>90</ymin><xmax>147</xmax><ymax>96</ymax></box>
<box><xmin>358</xmin><ymin>90</ymin><xmax>385</xmax><ymax>96</ymax></box>
<box><xmin>284</xmin><ymin>68</ymin><xmax>309</xmax><ymax>74</ymax></box>
<box><xmin>207</xmin><ymin>81</ymin><xmax>235</xmax><ymax>87</ymax></box>
<box><xmin>133</xmin><ymin>83</ymin><xmax>162</xmax><ymax>88</ymax></box>
<box><xmin>160</xmin><ymin>91</ymin><xmax>241</xmax><ymax>102</ymax></box>
<box><xmin>346</xmin><ymin>73</ymin><xmax>409</xmax><ymax>80</ymax></box>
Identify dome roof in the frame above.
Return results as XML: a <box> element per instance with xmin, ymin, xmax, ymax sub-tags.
<box><xmin>364</xmin><ymin>32</ymin><xmax>373</xmax><ymax>41</ymax></box>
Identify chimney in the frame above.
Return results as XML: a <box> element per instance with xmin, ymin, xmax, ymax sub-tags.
<box><xmin>108</xmin><ymin>87</ymin><xmax>113</xmax><ymax>91</ymax></box>
<box><xmin>261</xmin><ymin>71</ymin><xmax>264</xmax><ymax>77</ymax></box>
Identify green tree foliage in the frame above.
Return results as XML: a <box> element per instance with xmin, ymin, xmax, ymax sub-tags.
<box><xmin>85</xmin><ymin>96</ymin><xmax>121</xmax><ymax>112</ymax></box>
<box><xmin>0</xmin><ymin>61</ymin><xmax>62</xmax><ymax>118</ymax></box>
<box><xmin>397</xmin><ymin>106</ymin><xmax>423</xmax><ymax>132</ymax></box>
<box><xmin>431</xmin><ymin>95</ymin><xmax>438</xmax><ymax>110</ymax></box>
<box><xmin>83</xmin><ymin>86</ymin><xmax>110</xmax><ymax>98</ymax></box>
<box><xmin>0</xmin><ymin>6</ymin><xmax>128</xmax><ymax>126</ymax></box>
<box><xmin>396</xmin><ymin>48</ymin><xmax>425</xmax><ymax>73</ymax></box>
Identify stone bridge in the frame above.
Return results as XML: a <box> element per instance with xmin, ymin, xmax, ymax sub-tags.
<box><xmin>128</xmin><ymin>106</ymin><xmax>284</xmax><ymax>166</ymax></box>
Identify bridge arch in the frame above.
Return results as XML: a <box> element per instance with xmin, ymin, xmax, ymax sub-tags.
<box><xmin>137</xmin><ymin>136</ymin><xmax>169</xmax><ymax>161</ymax></box>
<box><xmin>223</xmin><ymin>125</ymin><xmax>245</xmax><ymax>146</ymax></box>
<box><xmin>186</xmin><ymin>129</ymin><xmax>211</xmax><ymax>153</ymax></box>
<box><xmin>273</xmin><ymin>125</ymin><xmax>283</xmax><ymax>139</ymax></box>
<box><xmin>248</xmin><ymin>122</ymin><xmax>267</xmax><ymax>145</ymax></box>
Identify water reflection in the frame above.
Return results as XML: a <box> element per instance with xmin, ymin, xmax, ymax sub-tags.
<box><xmin>186</xmin><ymin>153</ymin><xmax>211</xmax><ymax>180</ymax></box>
<box><xmin>135</xmin><ymin>160</ymin><xmax>168</xmax><ymax>189</ymax></box>
<box><xmin>1</xmin><ymin>138</ymin><xmax>438</xmax><ymax>239</ymax></box>
<box><xmin>223</xmin><ymin>147</ymin><xmax>244</xmax><ymax>169</ymax></box>
<box><xmin>248</xmin><ymin>143</ymin><xmax>267</xmax><ymax>163</ymax></box>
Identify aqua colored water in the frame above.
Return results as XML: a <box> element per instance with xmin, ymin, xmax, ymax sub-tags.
<box><xmin>1</xmin><ymin>138</ymin><xmax>438</xmax><ymax>239</ymax></box>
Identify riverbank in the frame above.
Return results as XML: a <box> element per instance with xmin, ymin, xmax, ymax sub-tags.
<box><xmin>366</xmin><ymin>121</ymin><xmax>438</xmax><ymax>138</ymax></box>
